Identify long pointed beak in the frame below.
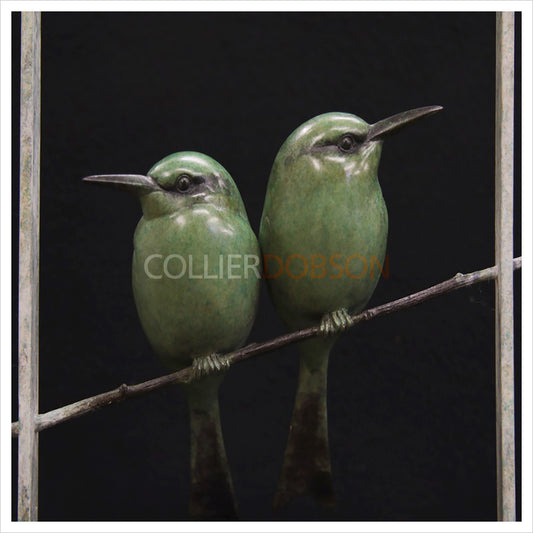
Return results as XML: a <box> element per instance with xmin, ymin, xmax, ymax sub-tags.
<box><xmin>82</xmin><ymin>174</ymin><xmax>159</xmax><ymax>193</ymax></box>
<box><xmin>367</xmin><ymin>105</ymin><xmax>443</xmax><ymax>141</ymax></box>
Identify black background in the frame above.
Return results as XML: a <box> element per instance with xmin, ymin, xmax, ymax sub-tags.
<box><xmin>12</xmin><ymin>12</ymin><xmax>522</xmax><ymax>521</ymax></box>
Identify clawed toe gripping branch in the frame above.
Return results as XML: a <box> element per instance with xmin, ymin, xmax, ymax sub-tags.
<box><xmin>319</xmin><ymin>308</ymin><xmax>354</xmax><ymax>336</ymax></box>
<box><xmin>11</xmin><ymin>257</ymin><xmax>521</xmax><ymax>437</ymax></box>
<box><xmin>192</xmin><ymin>353</ymin><xmax>231</xmax><ymax>380</ymax></box>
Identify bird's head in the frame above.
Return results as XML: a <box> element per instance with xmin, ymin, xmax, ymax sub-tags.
<box><xmin>83</xmin><ymin>151</ymin><xmax>247</xmax><ymax>220</ymax></box>
<box><xmin>276</xmin><ymin>106</ymin><xmax>442</xmax><ymax>185</ymax></box>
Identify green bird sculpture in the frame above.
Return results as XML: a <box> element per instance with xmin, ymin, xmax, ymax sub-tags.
<box><xmin>259</xmin><ymin>107</ymin><xmax>442</xmax><ymax>509</ymax></box>
<box><xmin>84</xmin><ymin>151</ymin><xmax>261</xmax><ymax>520</ymax></box>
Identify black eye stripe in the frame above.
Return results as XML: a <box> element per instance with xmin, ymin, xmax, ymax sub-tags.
<box><xmin>169</xmin><ymin>174</ymin><xmax>209</xmax><ymax>194</ymax></box>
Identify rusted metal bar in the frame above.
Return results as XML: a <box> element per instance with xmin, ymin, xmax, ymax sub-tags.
<box><xmin>18</xmin><ymin>11</ymin><xmax>41</xmax><ymax>522</ymax></box>
<box><xmin>495</xmin><ymin>11</ymin><xmax>516</xmax><ymax>522</ymax></box>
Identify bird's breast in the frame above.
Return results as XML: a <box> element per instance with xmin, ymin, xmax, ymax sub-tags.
<box><xmin>132</xmin><ymin>206</ymin><xmax>260</xmax><ymax>370</ymax></box>
<box><xmin>260</xmin><ymin>164</ymin><xmax>388</xmax><ymax>329</ymax></box>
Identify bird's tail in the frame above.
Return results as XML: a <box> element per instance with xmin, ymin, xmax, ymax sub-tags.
<box><xmin>274</xmin><ymin>336</ymin><xmax>336</xmax><ymax>510</ymax></box>
<box><xmin>185</xmin><ymin>375</ymin><xmax>238</xmax><ymax>520</ymax></box>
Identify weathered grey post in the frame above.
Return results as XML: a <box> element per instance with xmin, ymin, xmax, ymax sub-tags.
<box><xmin>18</xmin><ymin>11</ymin><xmax>41</xmax><ymax>521</ymax></box>
<box><xmin>495</xmin><ymin>11</ymin><xmax>516</xmax><ymax>522</ymax></box>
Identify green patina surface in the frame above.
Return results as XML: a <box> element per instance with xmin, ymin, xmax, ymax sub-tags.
<box><xmin>260</xmin><ymin>109</ymin><xmax>440</xmax><ymax>508</ymax></box>
<box><xmin>260</xmin><ymin>112</ymin><xmax>388</xmax><ymax>331</ymax></box>
<box><xmin>133</xmin><ymin>152</ymin><xmax>260</xmax><ymax>374</ymax></box>
<box><xmin>87</xmin><ymin>151</ymin><xmax>260</xmax><ymax>519</ymax></box>
<box><xmin>137</xmin><ymin>152</ymin><xmax>259</xmax><ymax>519</ymax></box>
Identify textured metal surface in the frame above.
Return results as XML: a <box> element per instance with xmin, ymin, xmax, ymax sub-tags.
<box><xmin>18</xmin><ymin>11</ymin><xmax>41</xmax><ymax>522</ymax></box>
<box><xmin>260</xmin><ymin>108</ymin><xmax>442</xmax><ymax>507</ymax></box>
<box><xmin>9</xmin><ymin>258</ymin><xmax>520</xmax><ymax>437</ymax></box>
<box><xmin>84</xmin><ymin>152</ymin><xmax>260</xmax><ymax>518</ymax></box>
<box><xmin>495</xmin><ymin>11</ymin><xmax>516</xmax><ymax>522</ymax></box>
<box><xmin>11</xmin><ymin>12</ymin><xmax>518</xmax><ymax>521</ymax></box>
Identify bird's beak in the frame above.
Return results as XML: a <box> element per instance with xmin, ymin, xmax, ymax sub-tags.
<box><xmin>82</xmin><ymin>174</ymin><xmax>160</xmax><ymax>193</ymax></box>
<box><xmin>367</xmin><ymin>105</ymin><xmax>443</xmax><ymax>141</ymax></box>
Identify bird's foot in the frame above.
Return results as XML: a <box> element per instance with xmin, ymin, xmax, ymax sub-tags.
<box><xmin>192</xmin><ymin>353</ymin><xmax>231</xmax><ymax>380</ymax></box>
<box><xmin>319</xmin><ymin>308</ymin><xmax>353</xmax><ymax>336</ymax></box>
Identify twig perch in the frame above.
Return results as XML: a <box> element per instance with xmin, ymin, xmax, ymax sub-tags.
<box><xmin>12</xmin><ymin>257</ymin><xmax>522</xmax><ymax>437</ymax></box>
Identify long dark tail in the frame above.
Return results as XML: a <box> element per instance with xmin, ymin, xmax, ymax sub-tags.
<box><xmin>185</xmin><ymin>375</ymin><xmax>238</xmax><ymax>520</ymax></box>
<box><xmin>274</xmin><ymin>337</ymin><xmax>336</xmax><ymax>510</ymax></box>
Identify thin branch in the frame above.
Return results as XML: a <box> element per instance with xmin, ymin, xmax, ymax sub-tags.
<box><xmin>12</xmin><ymin>257</ymin><xmax>522</xmax><ymax>437</ymax></box>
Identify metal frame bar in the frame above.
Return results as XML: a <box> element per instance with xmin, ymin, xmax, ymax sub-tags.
<box><xmin>17</xmin><ymin>11</ymin><xmax>41</xmax><ymax>522</ymax></box>
<box><xmin>13</xmin><ymin>11</ymin><xmax>518</xmax><ymax>522</ymax></box>
<box><xmin>495</xmin><ymin>11</ymin><xmax>516</xmax><ymax>522</ymax></box>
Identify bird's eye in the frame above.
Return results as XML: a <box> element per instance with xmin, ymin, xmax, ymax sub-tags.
<box><xmin>338</xmin><ymin>134</ymin><xmax>357</xmax><ymax>153</ymax></box>
<box><xmin>176</xmin><ymin>175</ymin><xmax>191</xmax><ymax>192</ymax></box>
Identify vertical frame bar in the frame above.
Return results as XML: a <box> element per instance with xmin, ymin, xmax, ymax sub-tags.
<box><xmin>495</xmin><ymin>11</ymin><xmax>515</xmax><ymax>522</ymax></box>
<box><xmin>18</xmin><ymin>11</ymin><xmax>41</xmax><ymax>521</ymax></box>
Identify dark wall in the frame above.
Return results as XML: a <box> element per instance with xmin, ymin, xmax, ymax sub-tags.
<box><xmin>12</xmin><ymin>12</ymin><xmax>521</xmax><ymax>521</ymax></box>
